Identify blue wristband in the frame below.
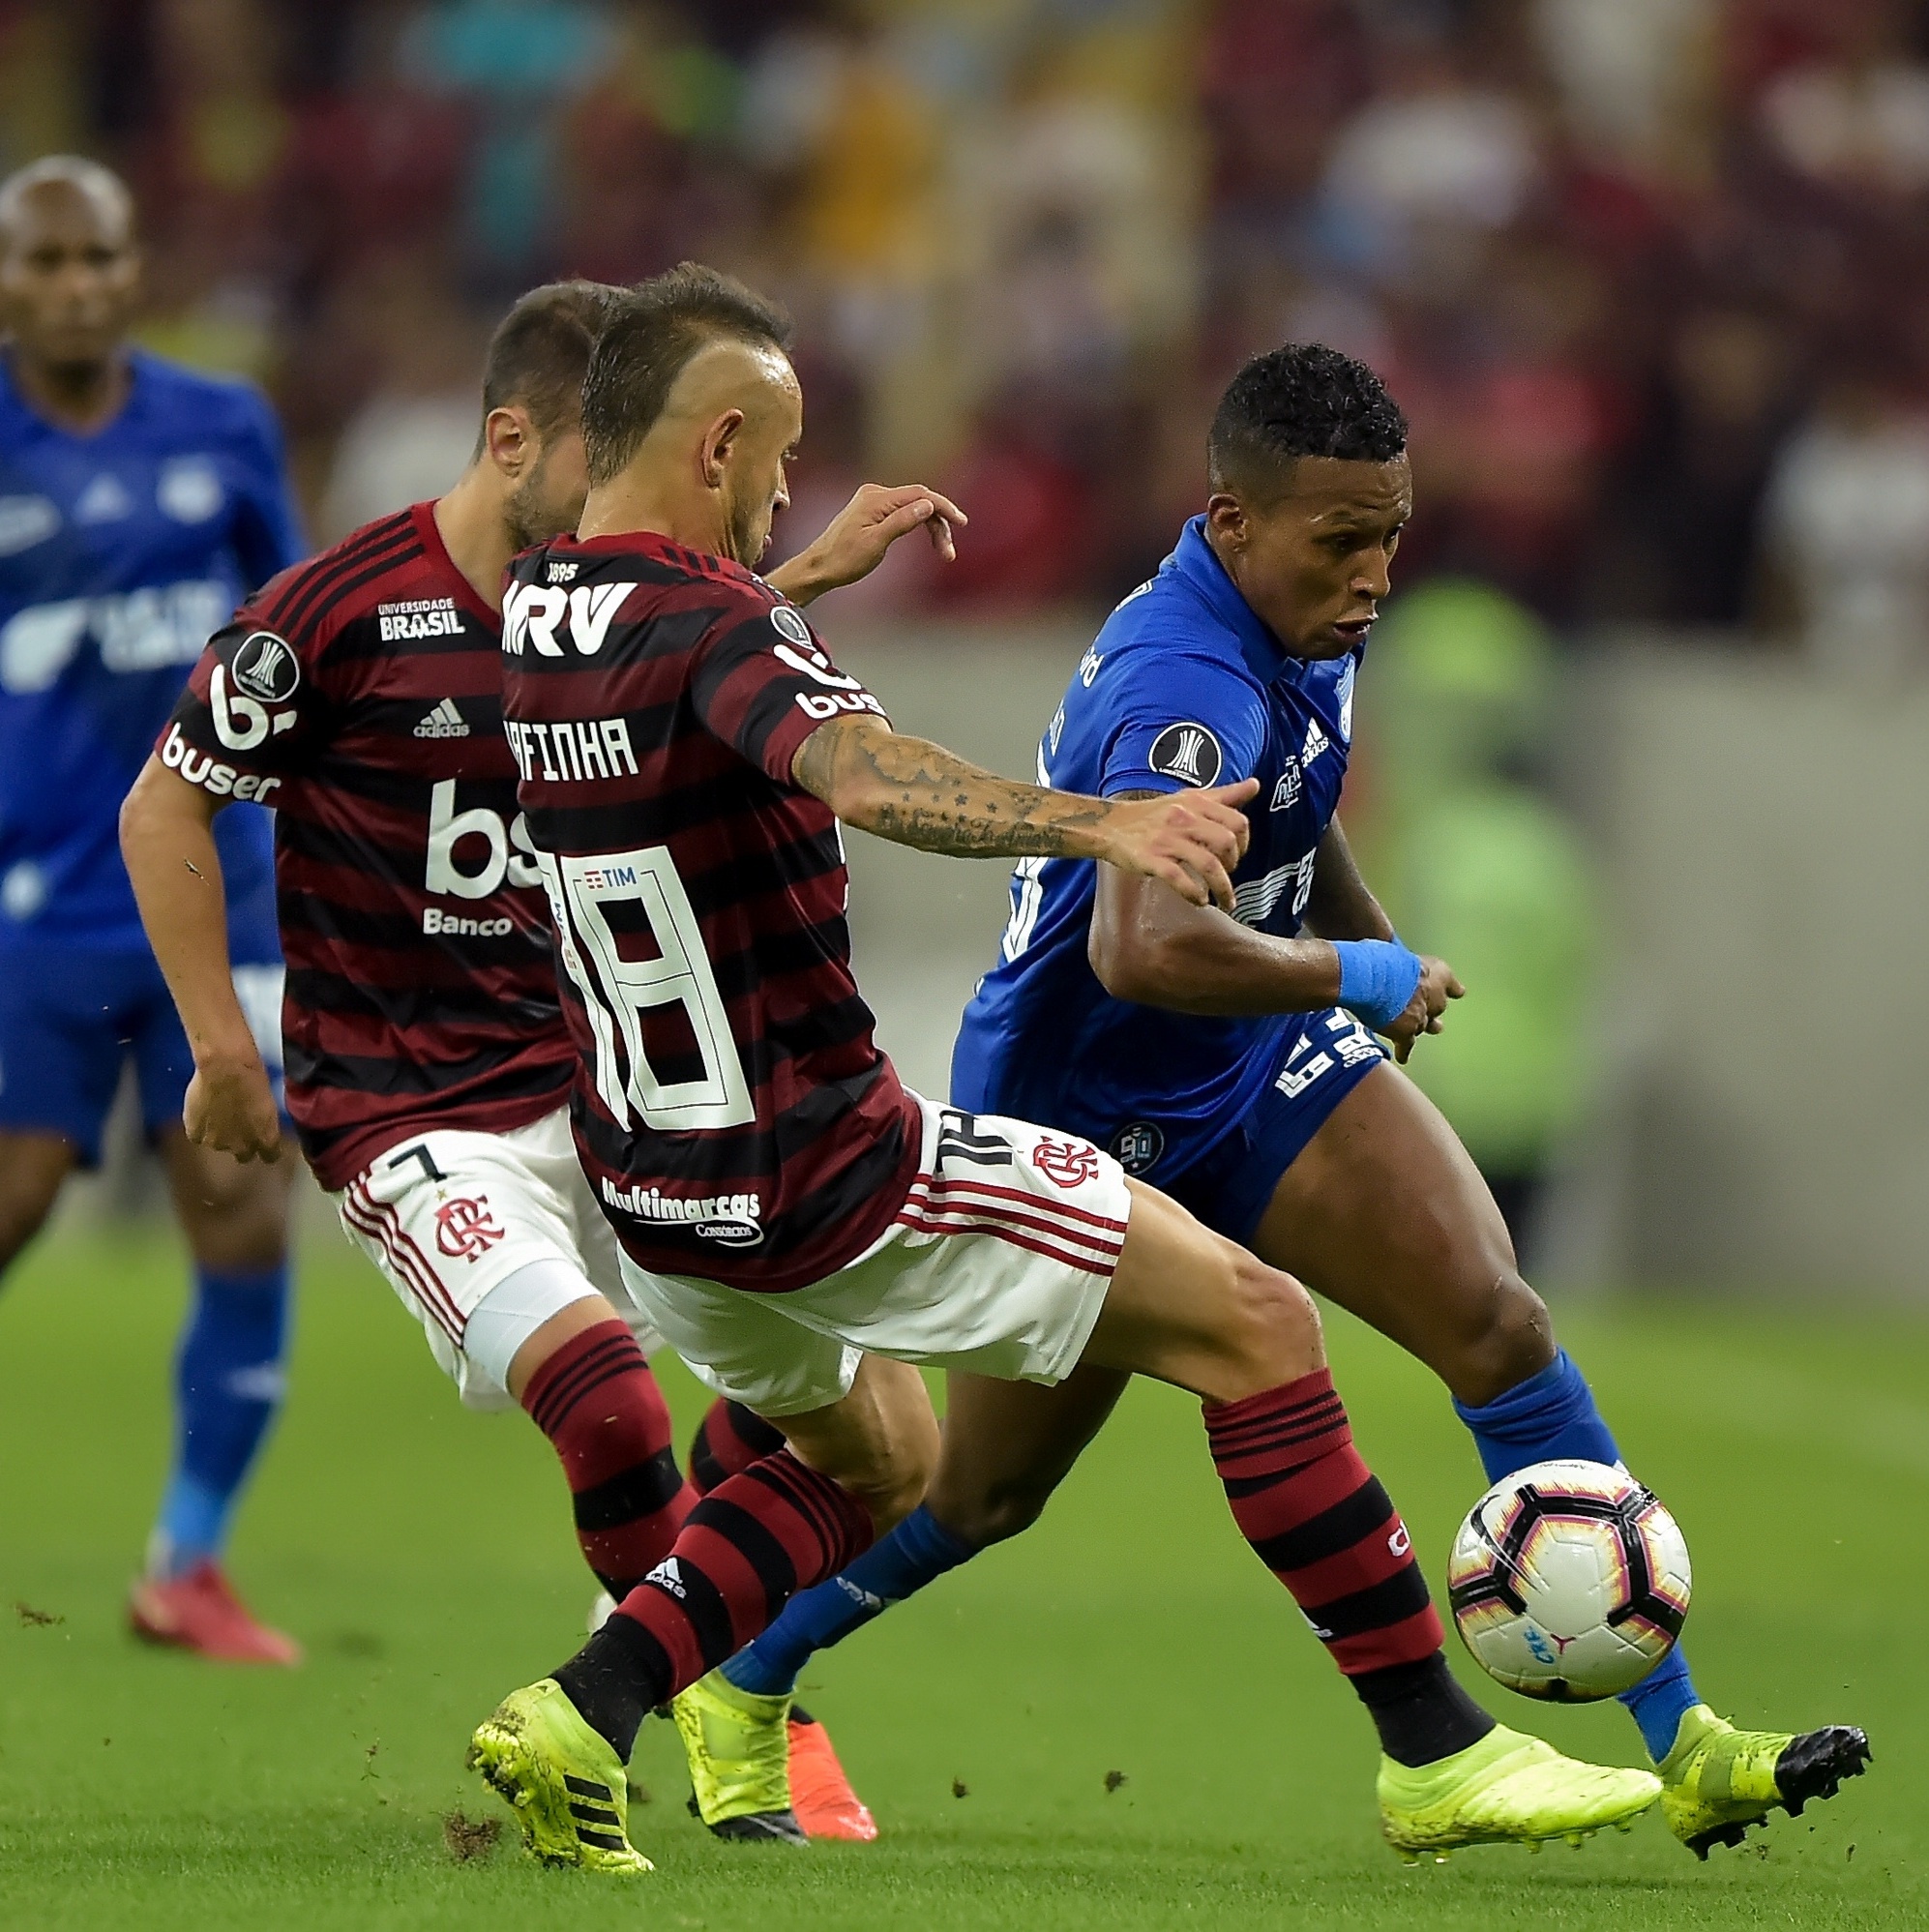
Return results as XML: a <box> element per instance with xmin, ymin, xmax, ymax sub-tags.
<box><xmin>1332</xmin><ymin>939</ymin><xmax>1425</xmax><ymax>1030</ymax></box>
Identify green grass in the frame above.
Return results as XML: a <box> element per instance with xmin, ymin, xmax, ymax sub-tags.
<box><xmin>1</xmin><ymin>1223</ymin><xmax>1922</xmax><ymax>1930</ymax></box>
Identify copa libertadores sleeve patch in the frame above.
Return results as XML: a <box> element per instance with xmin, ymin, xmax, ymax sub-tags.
<box><xmin>1147</xmin><ymin>721</ymin><xmax>1224</xmax><ymax>788</ymax></box>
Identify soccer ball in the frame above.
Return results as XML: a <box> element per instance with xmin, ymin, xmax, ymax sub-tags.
<box><xmin>1446</xmin><ymin>1458</ymin><xmax>1692</xmax><ymax>1701</ymax></box>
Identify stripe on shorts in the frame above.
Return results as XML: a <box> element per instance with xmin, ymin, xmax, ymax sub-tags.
<box><xmin>895</xmin><ymin>1174</ymin><xmax>1126</xmax><ymax>1276</ymax></box>
<box><xmin>342</xmin><ymin>1177</ymin><xmax>465</xmax><ymax>1342</ymax></box>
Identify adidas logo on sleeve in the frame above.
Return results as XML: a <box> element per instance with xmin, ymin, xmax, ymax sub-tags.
<box><xmin>414</xmin><ymin>698</ymin><xmax>469</xmax><ymax>739</ymax></box>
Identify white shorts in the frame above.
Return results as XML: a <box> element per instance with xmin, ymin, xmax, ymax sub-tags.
<box><xmin>333</xmin><ymin>1106</ymin><xmax>664</xmax><ymax>1411</ymax></box>
<box><xmin>619</xmin><ymin>1093</ymin><xmax>1132</xmax><ymax>1417</ymax></box>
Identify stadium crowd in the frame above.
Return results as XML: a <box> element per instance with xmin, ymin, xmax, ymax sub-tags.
<box><xmin>3</xmin><ymin>0</ymin><xmax>1926</xmax><ymax>650</ymax></box>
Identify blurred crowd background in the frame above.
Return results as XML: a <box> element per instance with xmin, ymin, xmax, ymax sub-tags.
<box><xmin>8</xmin><ymin>0</ymin><xmax>1929</xmax><ymax>1286</ymax></box>
<box><xmin>10</xmin><ymin>0</ymin><xmax>1929</xmax><ymax>641</ymax></box>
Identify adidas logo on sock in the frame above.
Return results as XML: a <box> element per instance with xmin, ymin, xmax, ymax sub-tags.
<box><xmin>645</xmin><ymin>1556</ymin><xmax>688</xmax><ymax>1600</ymax></box>
<box><xmin>414</xmin><ymin>698</ymin><xmax>469</xmax><ymax>738</ymax></box>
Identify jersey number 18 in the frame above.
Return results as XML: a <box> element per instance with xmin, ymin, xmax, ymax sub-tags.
<box><xmin>537</xmin><ymin>846</ymin><xmax>756</xmax><ymax>1135</ymax></box>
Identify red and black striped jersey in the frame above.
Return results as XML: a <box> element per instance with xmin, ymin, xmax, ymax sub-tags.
<box><xmin>161</xmin><ymin>501</ymin><xmax>574</xmax><ymax>1187</ymax></box>
<box><xmin>499</xmin><ymin>529</ymin><xmax>918</xmax><ymax>1293</ymax></box>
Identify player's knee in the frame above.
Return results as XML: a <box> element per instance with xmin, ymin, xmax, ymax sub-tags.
<box><xmin>926</xmin><ymin>1465</ymin><xmax>1057</xmax><ymax>1547</ymax></box>
<box><xmin>840</xmin><ymin>1436</ymin><xmax>935</xmax><ymax>1536</ymax></box>
<box><xmin>1211</xmin><ymin>1251</ymin><xmax>1323</xmax><ymax>1396</ymax></box>
<box><xmin>1448</xmin><ymin>1269</ymin><xmax>1555</xmax><ymax>1408</ymax></box>
<box><xmin>0</xmin><ymin>1151</ymin><xmax>68</xmax><ymax>1273</ymax></box>
<box><xmin>174</xmin><ymin>1157</ymin><xmax>290</xmax><ymax>1271</ymax></box>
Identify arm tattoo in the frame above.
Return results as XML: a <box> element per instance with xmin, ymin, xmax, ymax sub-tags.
<box><xmin>795</xmin><ymin>719</ymin><xmax>1112</xmax><ymax>859</ymax></box>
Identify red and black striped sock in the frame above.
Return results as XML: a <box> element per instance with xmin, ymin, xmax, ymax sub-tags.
<box><xmin>687</xmin><ymin>1397</ymin><xmax>786</xmax><ymax>1496</ymax></box>
<box><xmin>1206</xmin><ymin>1369</ymin><xmax>1493</xmax><ymax>1766</ymax></box>
<box><xmin>554</xmin><ymin>1449</ymin><xmax>873</xmax><ymax>1761</ymax></box>
<box><xmin>520</xmin><ymin>1320</ymin><xmax>695</xmax><ymax>1598</ymax></box>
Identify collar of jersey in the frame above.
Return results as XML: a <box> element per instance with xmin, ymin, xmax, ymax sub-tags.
<box><xmin>0</xmin><ymin>344</ymin><xmax>150</xmax><ymax>443</ymax></box>
<box><xmin>550</xmin><ymin>526</ymin><xmax>764</xmax><ymax>587</ymax></box>
<box><xmin>1170</xmin><ymin>515</ymin><xmax>1287</xmax><ymax>683</ymax></box>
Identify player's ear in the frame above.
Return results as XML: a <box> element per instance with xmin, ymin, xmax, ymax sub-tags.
<box><xmin>483</xmin><ymin>404</ymin><xmax>534</xmax><ymax>477</ymax></box>
<box><xmin>699</xmin><ymin>408</ymin><xmax>747</xmax><ymax>490</ymax></box>
<box><xmin>1205</xmin><ymin>491</ymin><xmax>1247</xmax><ymax>550</ymax></box>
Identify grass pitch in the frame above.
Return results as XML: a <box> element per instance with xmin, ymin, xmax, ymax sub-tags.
<box><xmin>0</xmin><ymin>1221</ymin><xmax>1922</xmax><ymax>1931</ymax></box>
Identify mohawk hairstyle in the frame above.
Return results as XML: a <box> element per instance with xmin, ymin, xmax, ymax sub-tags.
<box><xmin>580</xmin><ymin>262</ymin><xmax>793</xmax><ymax>486</ymax></box>
<box><xmin>1207</xmin><ymin>343</ymin><xmax>1408</xmax><ymax>501</ymax></box>
<box><xmin>479</xmin><ymin>280</ymin><xmax>625</xmax><ymax>445</ymax></box>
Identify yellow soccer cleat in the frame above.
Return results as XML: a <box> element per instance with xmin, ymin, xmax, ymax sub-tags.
<box><xmin>467</xmin><ymin>1679</ymin><xmax>653</xmax><ymax>1875</ymax></box>
<box><xmin>1659</xmin><ymin>1705</ymin><xmax>1871</xmax><ymax>1858</ymax></box>
<box><xmin>1379</xmin><ymin>1725</ymin><xmax>1661</xmax><ymax>1862</ymax></box>
<box><xmin>671</xmin><ymin>1668</ymin><xmax>806</xmax><ymax>1843</ymax></box>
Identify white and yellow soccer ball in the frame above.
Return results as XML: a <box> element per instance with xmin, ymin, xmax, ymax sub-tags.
<box><xmin>1446</xmin><ymin>1458</ymin><xmax>1692</xmax><ymax>1701</ymax></box>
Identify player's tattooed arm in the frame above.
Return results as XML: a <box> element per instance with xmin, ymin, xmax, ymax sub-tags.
<box><xmin>764</xmin><ymin>483</ymin><xmax>968</xmax><ymax>606</ymax></box>
<box><xmin>1303</xmin><ymin>818</ymin><xmax>1395</xmax><ymax>941</ymax></box>
<box><xmin>792</xmin><ymin>715</ymin><xmax>1257</xmax><ymax>909</ymax></box>
<box><xmin>119</xmin><ymin>758</ymin><xmax>282</xmax><ymax>1162</ymax></box>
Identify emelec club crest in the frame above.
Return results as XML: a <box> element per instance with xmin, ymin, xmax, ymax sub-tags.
<box><xmin>434</xmin><ymin>1195</ymin><xmax>507</xmax><ymax>1261</ymax></box>
<box><xmin>1033</xmin><ymin>1137</ymin><xmax>1101</xmax><ymax>1189</ymax></box>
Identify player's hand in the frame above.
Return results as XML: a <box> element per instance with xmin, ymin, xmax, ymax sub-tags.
<box><xmin>1098</xmin><ymin>779</ymin><xmax>1258</xmax><ymax>910</ymax></box>
<box><xmin>771</xmin><ymin>483</ymin><xmax>968</xmax><ymax>604</ymax></box>
<box><xmin>1382</xmin><ymin>956</ymin><xmax>1464</xmax><ymax>1063</ymax></box>
<box><xmin>185</xmin><ymin>1055</ymin><xmax>282</xmax><ymax>1163</ymax></box>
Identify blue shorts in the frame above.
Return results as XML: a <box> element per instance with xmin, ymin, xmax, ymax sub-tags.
<box><xmin>1157</xmin><ymin>1007</ymin><xmax>1386</xmax><ymax>1245</ymax></box>
<box><xmin>0</xmin><ymin>943</ymin><xmax>284</xmax><ymax>1167</ymax></box>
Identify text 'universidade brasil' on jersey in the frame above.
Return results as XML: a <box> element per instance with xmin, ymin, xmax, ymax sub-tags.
<box><xmin>952</xmin><ymin>514</ymin><xmax>1363</xmax><ymax>1187</ymax></box>
<box><xmin>499</xmin><ymin>529</ymin><xmax>918</xmax><ymax>1293</ymax></box>
<box><xmin>162</xmin><ymin>501</ymin><xmax>575</xmax><ymax>1186</ymax></box>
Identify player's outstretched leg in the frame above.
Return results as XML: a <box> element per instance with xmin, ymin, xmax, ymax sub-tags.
<box><xmin>131</xmin><ymin>1136</ymin><xmax>299</xmax><ymax>1665</ymax></box>
<box><xmin>472</xmin><ymin>1357</ymin><xmax>935</xmax><ymax>1872</ymax></box>
<box><xmin>517</xmin><ymin>1310</ymin><xmax>694</xmax><ymax>1598</ymax></box>
<box><xmin>1083</xmin><ymin>1183</ymin><xmax>1659</xmax><ymax>1861</ymax></box>
<box><xmin>679</xmin><ymin>1398</ymin><xmax>876</xmax><ymax>1841</ymax></box>
<box><xmin>1259</xmin><ymin>1062</ymin><xmax>1870</xmax><ymax>1852</ymax></box>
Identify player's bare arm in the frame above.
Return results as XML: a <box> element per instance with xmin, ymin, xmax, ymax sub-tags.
<box><xmin>1087</xmin><ymin>799</ymin><xmax>1459</xmax><ymax>1055</ymax></box>
<box><xmin>791</xmin><ymin>714</ymin><xmax>1257</xmax><ymax>908</ymax></box>
<box><xmin>765</xmin><ymin>482</ymin><xmax>967</xmax><ymax>606</ymax></box>
<box><xmin>119</xmin><ymin>759</ymin><xmax>282</xmax><ymax>1161</ymax></box>
<box><xmin>1302</xmin><ymin>818</ymin><xmax>1463</xmax><ymax>1059</ymax></box>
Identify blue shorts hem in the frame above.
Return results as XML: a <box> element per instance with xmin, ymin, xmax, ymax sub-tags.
<box><xmin>1158</xmin><ymin>1009</ymin><xmax>1388</xmax><ymax>1245</ymax></box>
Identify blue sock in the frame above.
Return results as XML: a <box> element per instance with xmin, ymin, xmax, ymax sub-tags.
<box><xmin>721</xmin><ymin>1504</ymin><xmax>977</xmax><ymax>1697</ymax></box>
<box><xmin>154</xmin><ymin>1262</ymin><xmax>291</xmax><ymax>1576</ymax></box>
<box><xmin>1453</xmin><ymin>1350</ymin><xmax>1700</xmax><ymax>1762</ymax></box>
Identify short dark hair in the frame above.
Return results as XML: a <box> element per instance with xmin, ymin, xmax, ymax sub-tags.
<box><xmin>480</xmin><ymin>280</ymin><xmax>624</xmax><ymax>443</ymax></box>
<box><xmin>1207</xmin><ymin>343</ymin><xmax>1408</xmax><ymax>500</ymax></box>
<box><xmin>580</xmin><ymin>262</ymin><xmax>794</xmax><ymax>486</ymax></box>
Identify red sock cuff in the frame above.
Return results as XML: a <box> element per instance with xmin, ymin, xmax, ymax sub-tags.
<box><xmin>1205</xmin><ymin>1368</ymin><xmax>1350</xmax><ymax>1481</ymax></box>
<box><xmin>520</xmin><ymin>1319</ymin><xmax>646</xmax><ymax>1433</ymax></box>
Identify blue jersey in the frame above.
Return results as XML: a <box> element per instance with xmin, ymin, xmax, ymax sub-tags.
<box><xmin>954</xmin><ymin>515</ymin><xmax>1360</xmax><ymax>1182</ymax></box>
<box><xmin>0</xmin><ymin>349</ymin><xmax>302</xmax><ymax>951</ymax></box>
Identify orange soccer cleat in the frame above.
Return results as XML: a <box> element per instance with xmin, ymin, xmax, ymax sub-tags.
<box><xmin>787</xmin><ymin>1708</ymin><xmax>877</xmax><ymax>1842</ymax></box>
<box><xmin>128</xmin><ymin>1560</ymin><xmax>302</xmax><ymax>1666</ymax></box>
